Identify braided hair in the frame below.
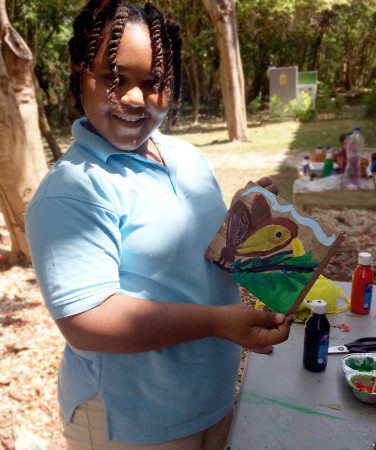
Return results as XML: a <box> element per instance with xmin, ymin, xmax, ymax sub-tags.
<box><xmin>69</xmin><ymin>0</ymin><xmax>182</xmax><ymax>122</ymax></box>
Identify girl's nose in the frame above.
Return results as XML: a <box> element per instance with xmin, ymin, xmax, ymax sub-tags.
<box><xmin>120</xmin><ymin>86</ymin><xmax>145</xmax><ymax>106</ymax></box>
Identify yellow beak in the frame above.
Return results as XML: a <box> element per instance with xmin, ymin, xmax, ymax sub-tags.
<box><xmin>291</xmin><ymin>237</ymin><xmax>305</xmax><ymax>257</ymax></box>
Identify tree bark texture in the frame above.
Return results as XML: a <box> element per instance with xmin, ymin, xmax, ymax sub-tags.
<box><xmin>202</xmin><ymin>0</ymin><xmax>248</xmax><ymax>141</ymax></box>
<box><xmin>184</xmin><ymin>58</ymin><xmax>200</xmax><ymax>124</ymax></box>
<box><xmin>1</xmin><ymin>15</ymin><xmax>48</xmax><ymax>182</ymax></box>
<box><xmin>34</xmin><ymin>74</ymin><xmax>62</xmax><ymax>162</ymax></box>
<box><xmin>0</xmin><ymin>0</ymin><xmax>44</xmax><ymax>262</ymax></box>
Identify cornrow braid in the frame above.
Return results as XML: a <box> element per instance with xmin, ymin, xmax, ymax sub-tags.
<box><xmin>69</xmin><ymin>1</ymin><xmax>182</xmax><ymax>121</ymax></box>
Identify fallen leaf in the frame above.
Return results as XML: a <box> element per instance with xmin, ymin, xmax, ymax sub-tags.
<box><xmin>318</xmin><ymin>403</ymin><xmax>342</xmax><ymax>410</ymax></box>
<box><xmin>8</xmin><ymin>384</ymin><xmax>29</xmax><ymax>402</ymax></box>
<box><xmin>5</xmin><ymin>342</ymin><xmax>29</xmax><ymax>353</ymax></box>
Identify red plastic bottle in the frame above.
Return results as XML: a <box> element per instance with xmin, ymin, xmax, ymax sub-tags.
<box><xmin>350</xmin><ymin>252</ymin><xmax>374</xmax><ymax>315</ymax></box>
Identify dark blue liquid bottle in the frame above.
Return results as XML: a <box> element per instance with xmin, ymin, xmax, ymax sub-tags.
<box><xmin>303</xmin><ymin>300</ymin><xmax>330</xmax><ymax>372</ymax></box>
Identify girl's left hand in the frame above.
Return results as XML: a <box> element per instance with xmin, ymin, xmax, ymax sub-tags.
<box><xmin>255</xmin><ymin>176</ymin><xmax>278</xmax><ymax>195</ymax></box>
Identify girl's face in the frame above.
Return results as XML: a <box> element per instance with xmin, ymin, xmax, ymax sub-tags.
<box><xmin>80</xmin><ymin>22</ymin><xmax>170</xmax><ymax>153</ymax></box>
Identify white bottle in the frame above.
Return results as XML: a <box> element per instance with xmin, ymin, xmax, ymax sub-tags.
<box><xmin>353</xmin><ymin>126</ymin><xmax>365</xmax><ymax>156</ymax></box>
<box><xmin>344</xmin><ymin>133</ymin><xmax>360</xmax><ymax>189</ymax></box>
<box><xmin>302</xmin><ymin>155</ymin><xmax>310</xmax><ymax>181</ymax></box>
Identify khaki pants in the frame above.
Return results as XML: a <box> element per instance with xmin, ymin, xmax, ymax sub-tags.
<box><xmin>60</xmin><ymin>394</ymin><xmax>233</xmax><ymax>450</ymax></box>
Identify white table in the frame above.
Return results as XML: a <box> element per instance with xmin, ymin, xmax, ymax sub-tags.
<box><xmin>293</xmin><ymin>175</ymin><xmax>376</xmax><ymax>213</ymax></box>
<box><xmin>227</xmin><ymin>282</ymin><xmax>376</xmax><ymax>450</ymax></box>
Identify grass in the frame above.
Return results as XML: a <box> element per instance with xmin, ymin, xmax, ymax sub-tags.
<box><xmin>167</xmin><ymin>117</ymin><xmax>376</xmax><ymax>206</ymax></box>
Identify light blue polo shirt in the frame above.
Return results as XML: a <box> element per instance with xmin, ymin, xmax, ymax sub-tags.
<box><xmin>25</xmin><ymin>118</ymin><xmax>242</xmax><ymax>445</ymax></box>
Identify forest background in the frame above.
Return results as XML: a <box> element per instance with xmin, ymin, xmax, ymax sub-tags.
<box><xmin>9</xmin><ymin>0</ymin><xmax>376</xmax><ymax>127</ymax></box>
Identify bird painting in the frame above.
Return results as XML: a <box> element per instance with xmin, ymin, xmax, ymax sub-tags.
<box><xmin>205</xmin><ymin>182</ymin><xmax>344</xmax><ymax>314</ymax></box>
<box><xmin>219</xmin><ymin>194</ymin><xmax>304</xmax><ymax>266</ymax></box>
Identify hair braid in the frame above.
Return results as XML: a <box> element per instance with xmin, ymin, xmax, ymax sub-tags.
<box><xmin>144</xmin><ymin>2</ymin><xmax>165</xmax><ymax>90</ymax></box>
<box><xmin>84</xmin><ymin>1</ymin><xmax>117</xmax><ymax>69</ymax></box>
<box><xmin>69</xmin><ymin>0</ymin><xmax>116</xmax><ymax>114</ymax></box>
<box><xmin>145</xmin><ymin>2</ymin><xmax>182</xmax><ymax>120</ymax></box>
<box><xmin>161</xmin><ymin>19</ymin><xmax>173</xmax><ymax>94</ymax></box>
<box><xmin>166</xmin><ymin>20</ymin><xmax>182</xmax><ymax>122</ymax></box>
<box><xmin>107</xmin><ymin>2</ymin><xmax>129</xmax><ymax>103</ymax></box>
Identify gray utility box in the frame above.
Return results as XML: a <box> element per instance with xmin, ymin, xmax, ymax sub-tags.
<box><xmin>269</xmin><ymin>66</ymin><xmax>318</xmax><ymax>106</ymax></box>
<box><xmin>269</xmin><ymin>66</ymin><xmax>298</xmax><ymax>105</ymax></box>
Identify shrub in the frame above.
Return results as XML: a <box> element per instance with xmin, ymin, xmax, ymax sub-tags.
<box><xmin>269</xmin><ymin>95</ymin><xmax>284</xmax><ymax>120</ymax></box>
<box><xmin>364</xmin><ymin>84</ymin><xmax>376</xmax><ymax>117</ymax></box>
<box><xmin>316</xmin><ymin>82</ymin><xmax>333</xmax><ymax>113</ymax></box>
<box><xmin>247</xmin><ymin>96</ymin><xmax>262</xmax><ymax>115</ymax></box>
<box><xmin>284</xmin><ymin>91</ymin><xmax>315</xmax><ymax>122</ymax></box>
<box><xmin>333</xmin><ymin>95</ymin><xmax>346</xmax><ymax>116</ymax></box>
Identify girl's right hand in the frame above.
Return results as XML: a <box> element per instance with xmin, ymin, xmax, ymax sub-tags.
<box><xmin>215</xmin><ymin>304</ymin><xmax>295</xmax><ymax>350</ymax></box>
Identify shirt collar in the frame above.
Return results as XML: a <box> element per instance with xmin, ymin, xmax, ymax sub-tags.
<box><xmin>72</xmin><ymin>118</ymin><xmax>163</xmax><ymax>165</ymax></box>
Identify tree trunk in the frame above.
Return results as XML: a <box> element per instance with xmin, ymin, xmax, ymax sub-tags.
<box><xmin>184</xmin><ymin>58</ymin><xmax>201</xmax><ymax>124</ymax></box>
<box><xmin>1</xmin><ymin>19</ymin><xmax>48</xmax><ymax>182</ymax></box>
<box><xmin>0</xmin><ymin>0</ymin><xmax>43</xmax><ymax>262</ymax></box>
<box><xmin>202</xmin><ymin>0</ymin><xmax>248</xmax><ymax>141</ymax></box>
<box><xmin>34</xmin><ymin>74</ymin><xmax>63</xmax><ymax>161</ymax></box>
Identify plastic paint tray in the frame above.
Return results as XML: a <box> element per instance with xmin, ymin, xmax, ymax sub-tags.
<box><xmin>341</xmin><ymin>353</ymin><xmax>376</xmax><ymax>404</ymax></box>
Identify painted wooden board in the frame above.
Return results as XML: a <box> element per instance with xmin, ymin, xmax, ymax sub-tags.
<box><xmin>205</xmin><ymin>181</ymin><xmax>344</xmax><ymax>314</ymax></box>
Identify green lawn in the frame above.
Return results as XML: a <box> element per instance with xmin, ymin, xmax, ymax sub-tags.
<box><xmin>167</xmin><ymin>118</ymin><xmax>376</xmax><ymax>206</ymax></box>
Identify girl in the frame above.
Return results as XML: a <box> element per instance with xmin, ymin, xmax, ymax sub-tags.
<box><xmin>25</xmin><ymin>1</ymin><xmax>294</xmax><ymax>448</ymax></box>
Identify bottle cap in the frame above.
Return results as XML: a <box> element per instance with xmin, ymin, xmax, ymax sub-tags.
<box><xmin>358</xmin><ymin>252</ymin><xmax>372</xmax><ymax>265</ymax></box>
<box><xmin>316</xmin><ymin>145</ymin><xmax>322</xmax><ymax>150</ymax></box>
<box><xmin>311</xmin><ymin>299</ymin><xmax>327</xmax><ymax>314</ymax></box>
<box><xmin>303</xmin><ymin>155</ymin><xmax>309</xmax><ymax>160</ymax></box>
<box><xmin>354</xmin><ymin>126</ymin><xmax>361</xmax><ymax>131</ymax></box>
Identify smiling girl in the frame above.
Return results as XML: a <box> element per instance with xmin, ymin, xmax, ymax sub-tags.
<box><xmin>25</xmin><ymin>1</ymin><xmax>294</xmax><ymax>448</ymax></box>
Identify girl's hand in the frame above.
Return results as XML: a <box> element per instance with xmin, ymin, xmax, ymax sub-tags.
<box><xmin>255</xmin><ymin>176</ymin><xmax>278</xmax><ymax>196</ymax></box>
<box><xmin>215</xmin><ymin>304</ymin><xmax>295</xmax><ymax>350</ymax></box>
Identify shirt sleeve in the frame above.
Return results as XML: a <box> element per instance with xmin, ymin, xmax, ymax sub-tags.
<box><xmin>25</xmin><ymin>196</ymin><xmax>122</xmax><ymax>320</ymax></box>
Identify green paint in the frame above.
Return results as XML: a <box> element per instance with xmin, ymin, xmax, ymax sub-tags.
<box><xmin>347</xmin><ymin>356</ymin><xmax>376</xmax><ymax>372</ymax></box>
<box><xmin>231</xmin><ymin>270</ymin><xmax>314</xmax><ymax>314</ymax></box>
<box><xmin>240</xmin><ymin>391</ymin><xmax>346</xmax><ymax>421</ymax></box>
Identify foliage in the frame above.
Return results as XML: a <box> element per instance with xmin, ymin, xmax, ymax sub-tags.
<box><xmin>247</xmin><ymin>96</ymin><xmax>262</xmax><ymax>115</ymax></box>
<box><xmin>269</xmin><ymin>95</ymin><xmax>284</xmax><ymax>121</ymax></box>
<box><xmin>333</xmin><ymin>94</ymin><xmax>346</xmax><ymax>116</ymax></box>
<box><xmin>270</xmin><ymin>92</ymin><xmax>315</xmax><ymax>122</ymax></box>
<box><xmin>6</xmin><ymin>0</ymin><xmax>83</xmax><ymax>127</ymax></box>
<box><xmin>316</xmin><ymin>82</ymin><xmax>347</xmax><ymax>116</ymax></box>
<box><xmin>6</xmin><ymin>0</ymin><xmax>376</xmax><ymax>129</ymax></box>
<box><xmin>316</xmin><ymin>82</ymin><xmax>334</xmax><ymax>113</ymax></box>
<box><xmin>364</xmin><ymin>84</ymin><xmax>376</xmax><ymax>117</ymax></box>
<box><xmin>236</xmin><ymin>0</ymin><xmax>376</xmax><ymax>103</ymax></box>
<box><xmin>285</xmin><ymin>92</ymin><xmax>316</xmax><ymax>122</ymax></box>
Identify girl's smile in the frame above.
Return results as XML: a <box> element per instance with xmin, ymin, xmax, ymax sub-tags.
<box><xmin>80</xmin><ymin>22</ymin><xmax>169</xmax><ymax>160</ymax></box>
